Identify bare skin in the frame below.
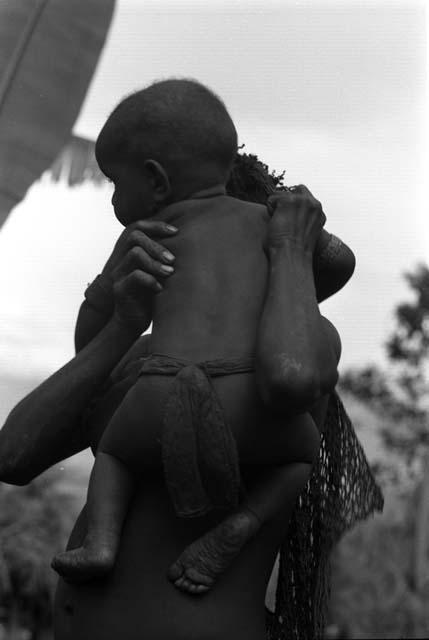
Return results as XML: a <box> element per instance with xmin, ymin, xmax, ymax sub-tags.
<box><xmin>161</xmin><ymin>189</ymin><xmax>343</xmax><ymax>595</ymax></box>
<box><xmin>52</xmin><ymin>452</ymin><xmax>132</xmax><ymax>583</ymax></box>
<box><xmin>165</xmin><ymin>403</ymin><xmax>334</xmax><ymax>596</ymax></box>
<box><xmin>0</xmin><ymin>219</ymin><xmax>177</xmax><ymax>485</ymax></box>
<box><xmin>51</xmin><ymin>186</ymin><xmax>338</xmax><ymax>593</ymax></box>
<box><xmin>0</xmin><ymin>151</ymin><xmax>348</xmax><ymax>624</ymax></box>
<box><xmin>52</xmin><ymin>505</ymin><xmax>260</xmax><ymax>591</ymax></box>
<box><xmin>165</xmin><ymin>328</ymin><xmax>339</xmax><ymax>596</ymax></box>
<box><xmin>53</xmin><ymin>466</ymin><xmax>312</xmax><ymax>640</ymax></box>
<box><xmin>167</xmin><ymin>508</ymin><xmax>261</xmax><ymax>594</ymax></box>
<box><xmin>52</xmin><ymin>541</ymin><xmax>116</xmax><ymax>585</ymax></box>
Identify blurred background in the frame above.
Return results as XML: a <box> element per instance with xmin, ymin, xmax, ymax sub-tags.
<box><xmin>0</xmin><ymin>0</ymin><xmax>427</xmax><ymax>638</ymax></box>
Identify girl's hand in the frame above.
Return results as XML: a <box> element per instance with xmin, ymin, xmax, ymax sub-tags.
<box><xmin>105</xmin><ymin>220</ymin><xmax>178</xmax><ymax>332</ymax></box>
<box><xmin>103</xmin><ymin>219</ymin><xmax>178</xmax><ymax>292</ymax></box>
<box><xmin>267</xmin><ymin>185</ymin><xmax>326</xmax><ymax>254</ymax></box>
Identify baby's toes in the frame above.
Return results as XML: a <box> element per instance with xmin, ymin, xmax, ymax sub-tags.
<box><xmin>184</xmin><ymin>567</ymin><xmax>214</xmax><ymax>587</ymax></box>
<box><xmin>177</xmin><ymin>576</ymin><xmax>199</xmax><ymax>594</ymax></box>
<box><xmin>51</xmin><ymin>551</ymin><xmax>74</xmax><ymax>571</ymax></box>
<box><xmin>174</xmin><ymin>576</ymin><xmax>188</xmax><ymax>591</ymax></box>
<box><xmin>51</xmin><ymin>554</ymin><xmax>63</xmax><ymax>571</ymax></box>
<box><xmin>193</xmin><ymin>584</ymin><xmax>210</xmax><ymax>595</ymax></box>
<box><xmin>167</xmin><ymin>561</ymin><xmax>184</xmax><ymax>582</ymax></box>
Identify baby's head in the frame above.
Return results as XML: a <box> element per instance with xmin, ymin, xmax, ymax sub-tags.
<box><xmin>95</xmin><ymin>78</ymin><xmax>238</xmax><ymax>225</ymax></box>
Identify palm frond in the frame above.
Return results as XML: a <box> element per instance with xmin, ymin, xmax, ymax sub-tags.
<box><xmin>0</xmin><ymin>0</ymin><xmax>116</xmax><ymax>227</ymax></box>
<box><xmin>49</xmin><ymin>133</ymin><xmax>106</xmax><ymax>187</ymax></box>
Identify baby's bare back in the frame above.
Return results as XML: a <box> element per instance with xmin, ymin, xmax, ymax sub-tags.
<box><xmin>149</xmin><ymin>195</ymin><xmax>269</xmax><ymax>361</ymax></box>
<box><xmin>99</xmin><ymin>195</ymin><xmax>319</xmax><ymax>473</ymax></box>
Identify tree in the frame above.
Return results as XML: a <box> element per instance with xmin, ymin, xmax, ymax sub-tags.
<box><xmin>340</xmin><ymin>263</ymin><xmax>429</xmax><ymax>592</ymax></box>
<box><xmin>341</xmin><ymin>263</ymin><xmax>429</xmax><ymax>467</ymax></box>
<box><xmin>0</xmin><ymin>469</ymin><xmax>78</xmax><ymax>639</ymax></box>
<box><xmin>0</xmin><ymin>0</ymin><xmax>116</xmax><ymax>227</ymax></box>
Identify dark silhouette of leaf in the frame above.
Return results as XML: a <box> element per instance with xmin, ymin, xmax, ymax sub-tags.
<box><xmin>0</xmin><ymin>0</ymin><xmax>116</xmax><ymax>226</ymax></box>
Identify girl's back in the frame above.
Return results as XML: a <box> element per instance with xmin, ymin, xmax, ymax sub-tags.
<box><xmin>150</xmin><ymin>194</ymin><xmax>269</xmax><ymax>361</ymax></box>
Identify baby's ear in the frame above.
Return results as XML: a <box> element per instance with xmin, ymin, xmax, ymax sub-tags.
<box><xmin>144</xmin><ymin>159</ymin><xmax>171</xmax><ymax>201</ymax></box>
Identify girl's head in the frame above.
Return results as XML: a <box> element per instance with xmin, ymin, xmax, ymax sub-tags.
<box><xmin>226</xmin><ymin>151</ymin><xmax>287</xmax><ymax>203</ymax></box>
<box><xmin>226</xmin><ymin>153</ymin><xmax>355</xmax><ymax>302</ymax></box>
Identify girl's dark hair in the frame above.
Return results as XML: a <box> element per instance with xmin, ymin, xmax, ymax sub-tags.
<box><xmin>226</xmin><ymin>151</ymin><xmax>287</xmax><ymax>204</ymax></box>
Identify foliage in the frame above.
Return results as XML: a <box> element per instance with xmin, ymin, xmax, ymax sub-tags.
<box><xmin>340</xmin><ymin>263</ymin><xmax>429</xmax><ymax>472</ymax></box>
<box><xmin>0</xmin><ymin>469</ymin><xmax>77</xmax><ymax>636</ymax></box>
<box><xmin>49</xmin><ymin>139</ymin><xmax>291</xmax><ymax>201</ymax></box>
<box><xmin>330</xmin><ymin>263</ymin><xmax>429</xmax><ymax>637</ymax></box>
<box><xmin>0</xmin><ymin>0</ymin><xmax>115</xmax><ymax>226</ymax></box>
<box><xmin>329</xmin><ymin>504</ymin><xmax>429</xmax><ymax>639</ymax></box>
<box><xmin>226</xmin><ymin>148</ymin><xmax>287</xmax><ymax>204</ymax></box>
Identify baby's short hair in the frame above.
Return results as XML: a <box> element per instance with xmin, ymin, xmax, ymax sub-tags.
<box><xmin>97</xmin><ymin>78</ymin><xmax>238</xmax><ymax>181</ymax></box>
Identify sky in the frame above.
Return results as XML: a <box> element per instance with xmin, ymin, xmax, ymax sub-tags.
<box><xmin>0</xmin><ymin>0</ymin><xmax>427</xmax><ymax>410</ymax></box>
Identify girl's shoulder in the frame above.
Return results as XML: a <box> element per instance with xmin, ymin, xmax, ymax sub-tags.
<box><xmin>225</xmin><ymin>195</ymin><xmax>269</xmax><ymax>226</ymax></box>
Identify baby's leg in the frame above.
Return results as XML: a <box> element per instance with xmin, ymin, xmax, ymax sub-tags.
<box><xmin>168</xmin><ymin>388</ymin><xmax>327</xmax><ymax>594</ymax></box>
<box><xmin>168</xmin><ymin>393</ymin><xmax>325</xmax><ymax>594</ymax></box>
<box><xmin>51</xmin><ymin>374</ymin><xmax>173</xmax><ymax>583</ymax></box>
<box><xmin>52</xmin><ymin>452</ymin><xmax>134</xmax><ymax>583</ymax></box>
<box><xmin>168</xmin><ymin>461</ymin><xmax>313</xmax><ymax>594</ymax></box>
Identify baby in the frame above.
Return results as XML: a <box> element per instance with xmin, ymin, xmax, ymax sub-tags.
<box><xmin>52</xmin><ymin>79</ymin><xmax>352</xmax><ymax>595</ymax></box>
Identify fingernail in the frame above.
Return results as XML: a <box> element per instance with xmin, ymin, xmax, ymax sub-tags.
<box><xmin>166</xmin><ymin>225</ymin><xmax>178</xmax><ymax>232</ymax></box>
<box><xmin>156</xmin><ymin>282</ymin><xmax>163</xmax><ymax>291</ymax></box>
<box><xmin>162</xmin><ymin>251</ymin><xmax>175</xmax><ymax>262</ymax></box>
<box><xmin>161</xmin><ymin>265</ymin><xmax>174</xmax><ymax>274</ymax></box>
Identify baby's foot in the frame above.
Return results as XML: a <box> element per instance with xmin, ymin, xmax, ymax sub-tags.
<box><xmin>51</xmin><ymin>544</ymin><xmax>116</xmax><ymax>584</ymax></box>
<box><xmin>167</xmin><ymin>508</ymin><xmax>261</xmax><ymax>595</ymax></box>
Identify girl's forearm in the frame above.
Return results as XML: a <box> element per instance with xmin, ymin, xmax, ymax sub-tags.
<box><xmin>75</xmin><ymin>300</ymin><xmax>113</xmax><ymax>353</ymax></box>
<box><xmin>0</xmin><ymin>317</ymin><xmax>141</xmax><ymax>485</ymax></box>
<box><xmin>256</xmin><ymin>239</ymin><xmax>338</xmax><ymax>414</ymax></box>
<box><xmin>75</xmin><ymin>275</ymin><xmax>115</xmax><ymax>352</ymax></box>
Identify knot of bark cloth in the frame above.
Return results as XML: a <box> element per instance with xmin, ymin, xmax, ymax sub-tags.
<box><xmin>161</xmin><ymin>363</ymin><xmax>242</xmax><ymax>518</ymax></box>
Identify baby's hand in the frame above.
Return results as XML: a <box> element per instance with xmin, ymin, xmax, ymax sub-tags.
<box><xmin>267</xmin><ymin>185</ymin><xmax>326</xmax><ymax>254</ymax></box>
